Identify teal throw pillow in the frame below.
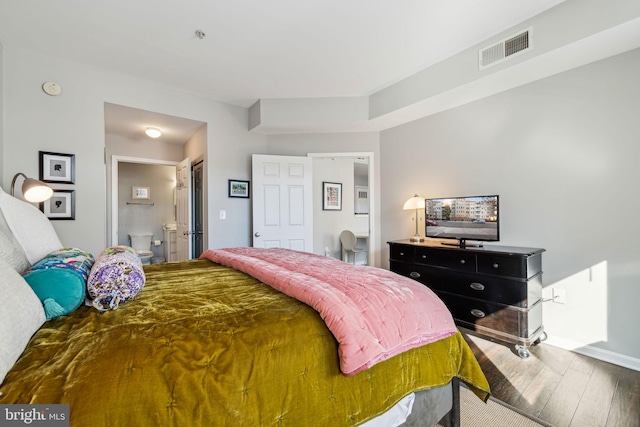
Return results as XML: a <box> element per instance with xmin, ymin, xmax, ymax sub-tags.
<box><xmin>22</xmin><ymin>248</ymin><xmax>95</xmax><ymax>320</ymax></box>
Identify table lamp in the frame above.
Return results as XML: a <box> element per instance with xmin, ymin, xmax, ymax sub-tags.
<box><xmin>403</xmin><ymin>194</ymin><xmax>426</xmax><ymax>242</ymax></box>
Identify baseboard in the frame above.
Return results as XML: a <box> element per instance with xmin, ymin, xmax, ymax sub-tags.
<box><xmin>544</xmin><ymin>336</ymin><xmax>640</xmax><ymax>372</ymax></box>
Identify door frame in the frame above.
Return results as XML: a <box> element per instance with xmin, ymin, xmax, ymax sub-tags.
<box><xmin>191</xmin><ymin>158</ymin><xmax>205</xmax><ymax>258</ymax></box>
<box><xmin>110</xmin><ymin>155</ymin><xmax>179</xmax><ymax>246</ymax></box>
<box><xmin>307</xmin><ymin>152</ymin><xmax>377</xmax><ymax>267</ymax></box>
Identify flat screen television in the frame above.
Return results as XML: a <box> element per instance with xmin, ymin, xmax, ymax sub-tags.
<box><xmin>425</xmin><ymin>195</ymin><xmax>499</xmax><ymax>247</ymax></box>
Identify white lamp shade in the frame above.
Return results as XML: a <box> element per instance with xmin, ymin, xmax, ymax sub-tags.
<box><xmin>403</xmin><ymin>195</ymin><xmax>425</xmax><ymax>210</ymax></box>
<box><xmin>22</xmin><ymin>178</ymin><xmax>54</xmax><ymax>203</ymax></box>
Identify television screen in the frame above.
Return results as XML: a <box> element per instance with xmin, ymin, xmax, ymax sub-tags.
<box><xmin>425</xmin><ymin>195</ymin><xmax>499</xmax><ymax>244</ymax></box>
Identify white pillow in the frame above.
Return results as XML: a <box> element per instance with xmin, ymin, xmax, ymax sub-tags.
<box><xmin>0</xmin><ymin>186</ymin><xmax>63</xmax><ymax>264</ymax></box>
<box><xmin>0</xmin><ymin>208</ymin><xmax>30</xmax><ymax>272</ymax></box>
<box><xmin>0</xmin><ymin>258</ymin><xmax>46</xmax><ymax>385</ymax></box>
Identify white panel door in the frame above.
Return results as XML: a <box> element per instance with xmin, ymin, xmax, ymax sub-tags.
<box><xmin>176</xmin><ymin>157</ymin><xmax>192</xmax><ymax>261</ymax></box>
<box><xmin>252</xmin><ymin>154</ymin><xmax>313</xmax><ymax>251</ymax></box>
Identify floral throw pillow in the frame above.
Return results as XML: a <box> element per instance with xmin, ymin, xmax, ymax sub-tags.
<box><xmin>87</xmin><ymin>246</ymin><xmax>145</xmax><ymax>310</ymax></box>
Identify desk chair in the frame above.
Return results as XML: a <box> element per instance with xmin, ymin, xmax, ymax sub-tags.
<box><xmin>340</xmin><ymin>230</ymin><xmax>367</xmax><ymax>265</ymax></box>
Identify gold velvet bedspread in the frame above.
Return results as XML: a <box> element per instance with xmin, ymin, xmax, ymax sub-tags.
<box><xmin>1</xmin><ymin>259</ymin><xmax>489</xmax><ymax>426</ymax></box>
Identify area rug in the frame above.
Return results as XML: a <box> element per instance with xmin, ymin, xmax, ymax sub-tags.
<box><xmin>436</xmin><ymin>386</ymin><xmax>553</xmax><ymax>427</ymax></box>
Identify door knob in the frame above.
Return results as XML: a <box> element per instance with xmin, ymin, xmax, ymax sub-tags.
<box><xmin>254</xmin><ymin>232</ymin><xmax>261</xmax><ymax>237</ymax></box>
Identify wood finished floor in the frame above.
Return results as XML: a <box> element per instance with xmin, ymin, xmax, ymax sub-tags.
<box><xmin>460</xmin><ymin>329</ymin><xmax>640</xmax><ymax>427</ymax></box>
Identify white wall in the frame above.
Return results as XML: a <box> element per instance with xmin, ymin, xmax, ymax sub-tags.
<box><xmin>1</xmin><ymin>47</ymin><xmax>266</xmax><ymax>256</ymax></box>
<box><xmin>380</xmin><ymin>49</ymin><xmax>640</xmax><ymax>366</ymax></box>
<box><xmin>106</xmin><ymin>134</ymin><xmax>185</xmax><ymax>161</ymax></box>
<box><xmin>185</xmin><ymin>126</ymin><xmax>207</xmax><ymax>162</ymax></box>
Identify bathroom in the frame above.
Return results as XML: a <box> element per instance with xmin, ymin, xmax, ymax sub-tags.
<box><xmin>117</xmin><ymin>162</ymin><xmax>176</xmax><ymax>264</ymax></box>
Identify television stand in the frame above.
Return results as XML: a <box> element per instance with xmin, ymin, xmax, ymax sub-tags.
<box><xmin>440</xmin><ymin>239</ymin><xmax>483</xmax><ymax>248</ymax></box>
<box><xmin>388</xmin><ymin>240</ymin><xmax>546</xmax><ymax>358</ymax></box>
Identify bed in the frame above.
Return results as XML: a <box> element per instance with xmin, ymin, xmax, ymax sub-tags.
<box><xmin>0</xmin><ymin>187</ymin><xmax>489</xmax><ymax>426</ymax></box>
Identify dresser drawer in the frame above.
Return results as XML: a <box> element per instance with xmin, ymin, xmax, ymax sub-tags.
<box><xmin>437</xmin><ymin>292</ymin><xmax>519</xmax><ymax>334</ymax></box>
<box><xmin>415</xmin><ymin>247</ymin><xmax>476</xmax><ymax>272</ymax></box>
<box><xmin>438</xmin><ymin>293</ymin><xmax>540</xmax><ymax>339</ymax></box>
<box><xmin>477</xmin><ymin>252</ymin><xmax>542</xmax><ymax>279</ymax></box>
<box><xmin>389</xmin><ymin>244</ymin><xmax>415</xmax><ymax>263</ymax></box>
<box><xmin>422</xmin><ymin>267</ymin><xmax>540</xmax><ymax>308</ymax></box>
<box><xmin>390</xmin><ymin>261</ymin><xmax>427</xmax><ymax>284</ymax></box>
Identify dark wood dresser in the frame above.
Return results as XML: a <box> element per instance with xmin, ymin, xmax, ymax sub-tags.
<box><xmin>388</xmin><ymin>240</ymin><xmax>546</xmax><ymax>358</ymax></box>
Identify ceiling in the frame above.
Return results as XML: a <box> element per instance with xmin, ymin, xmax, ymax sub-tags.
<box><xmin>0</xmin><ymin>0</ymin><xmax>566</xmax><ymax>110</ymax></box>
<box><xmin>104</xmin><ymin>103</ymin><xmax>206</xmax><ymax>144</ymax></box>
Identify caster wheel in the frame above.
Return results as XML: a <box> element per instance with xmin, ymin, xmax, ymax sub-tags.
<box><xmin>516</xmin><ymin>345</ymin><xmax>530</xmax><ymax>359</ymax></box>
<box><xmin>533</xmin><ymin>331</ymin><xmax>548</xmax><ymax>346</ymax></box>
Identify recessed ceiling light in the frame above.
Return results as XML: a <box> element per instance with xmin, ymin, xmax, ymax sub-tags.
<box><xmin>145</xmin><ymin>127</ymin><xmax>162</xmax><ymax>138</ymax></box>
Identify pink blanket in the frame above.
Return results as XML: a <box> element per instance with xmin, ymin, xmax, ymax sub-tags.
<box><xmin>201</xmin><ymin>247</ymin><xmax>456</xmax><ymax>376</ymax></box>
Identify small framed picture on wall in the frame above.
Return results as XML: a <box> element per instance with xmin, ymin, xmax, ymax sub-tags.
<box><xmin>228</xmin><ymin>180</ymin><xmax>250</xmax><ymax>198</ymax></box>
<box><xmin>39</xmin><ymin>151</ymin><xmax>75</xmax><ymax>184</ymax></box>
<box><xmin>132</xmin><ymin>186</ymin><xmax>150</xmax><ymax>199</ymax></box>
<box><xmin>322</xmin><ymin>182</ymin><xmax>342</xmax><ymax>211</ymax></box>
<box><xmin>40</xmin><ymin>189</ymin><xmax>75</xmax><ymax>220</ymax></box>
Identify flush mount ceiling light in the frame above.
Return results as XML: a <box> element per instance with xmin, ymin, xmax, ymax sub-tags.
<box><xmin>145</xmin><ymin>127</ymin><xmax>162</xmax><ymax>138</ymax></box>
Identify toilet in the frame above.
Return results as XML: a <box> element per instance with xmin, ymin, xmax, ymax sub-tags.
<box><xmin>129</xmin><ymin>233</ymin><xmax>154</xmax><ymax>265</ymax></box>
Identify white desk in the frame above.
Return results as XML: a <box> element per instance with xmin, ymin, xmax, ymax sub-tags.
<box><xmin>342</xmin><ymin>233</ymin><xmax>369</xmax><ymax>265</ymax></box>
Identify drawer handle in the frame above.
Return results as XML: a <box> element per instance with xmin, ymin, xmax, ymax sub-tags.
<box><xmin>421</xmin><ymin>254</ymin><xmax>427</xmax><ymax>259</ymax></box>
<box><xmin>399</xmin><ymin>252</ymin><xmax>404</xmax><ymax>256</ymax></box>
<box><xmin>470</xmin><ymin>282</ymin><xmax>485</xmax><ymax>291</ymax></box>
<box><xmin>493</xmin><ymin>263</ymin><xmax>499</xmax><ymax>269</ymax></box>
<box><xmin>471</xmin><ymin>309</ymin><xmax>486</xmax><ymax>318</ymax></box>
<box><xmin>460</xmin><ymin>259</ymin><xmax>466</xmax><ymax>264</ymax></box>
<box><xmin>409</xmin><ymin>271</ymin><xmax>421</xmax><ymax>279</ymax></box>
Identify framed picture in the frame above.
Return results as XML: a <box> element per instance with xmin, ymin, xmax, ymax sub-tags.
<box><xmin>40</xmin><ymin>190</ymin><xmax>75</xmax><ymax>220</ymax></box>
<box><xmin>39</xmin><ymin>151</ymin><xmax>75</xmax><ymax>184</ymax></box>
<box><xmin>132</xmin><ymin>186</ymin><xmax>150</xmax><ymax>199</ymax></box>
<box><xmin>322</xmin><ymin>182</ymin><xmax>342</xmax><ymax>211</ymax></box>
<box><xmin>228</xmin><ymin>179</ymin><xmax>250</xmax><ymax>198</ymax></box>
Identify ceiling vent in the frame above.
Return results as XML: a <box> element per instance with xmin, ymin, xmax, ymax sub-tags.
<box><xmin>479</xmin><ymin>27</ymin><xmax>532</xmax><ymax>71</ymax></box>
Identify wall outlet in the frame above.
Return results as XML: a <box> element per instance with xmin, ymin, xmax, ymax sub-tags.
<box><xmin>219</xmin><ymin>210</ymin><xmax>226</xmax><ymax>220</ymax></box>
<box><xmin>324</xmin><ymin>247</ymin><xmax>331</xmax><ymax>257</ymax></box>
<box><xmin>553</xmin><ymin>288</ymin><xmax>566</xmax><ymax>304</ymax></box>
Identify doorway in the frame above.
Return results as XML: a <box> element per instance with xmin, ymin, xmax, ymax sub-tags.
<box><xmin>110</xmin><ymin>156</ymin><xmax>179</xmax><ymax>251</ymax></box>
<box><xmin>104</xmin><ymin>102</ymin><xmax>208</xmax><ymax>260</ymax></box>
<box><xmin>308</xmin><ymin>152</ymin><xmax>376</xmax><ymax>265</ymax></box>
